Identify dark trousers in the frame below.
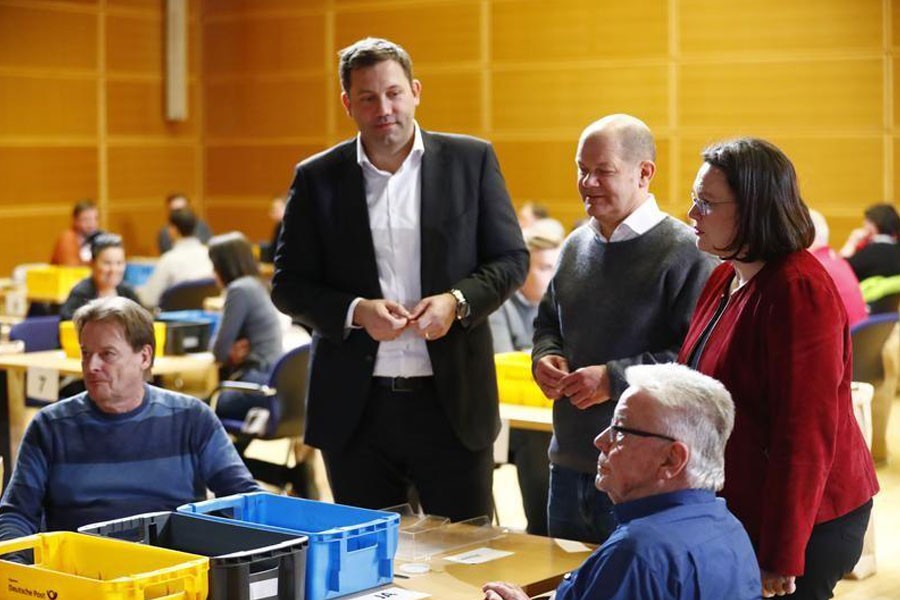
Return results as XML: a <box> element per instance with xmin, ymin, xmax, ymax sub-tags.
<box><xmin>321</xmin><ymin>381</ymin><xmax>494</xmax><ymax>522</ymax></box>
<box><xmin>547</xmin><ymin>462</ymin><xmax>616</xmax><ymax>544</ymax></box>
<box><xmin>790</xmin><ymin>499</ymin><xmax>872</xmax><ymax>600</ymax></box>
<box><xmin>508</xmin><ymin>429</ymin><xmax>551</xmax><ymax>536</ymax></box>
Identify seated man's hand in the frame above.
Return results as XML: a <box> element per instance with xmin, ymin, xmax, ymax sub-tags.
<box><xmin>227</xmin><ymin>338</ymin><xmax>251</xmax><ymax>366</ymax></box>
<box><xmin>407</xmin><ymin>293</ymin><xmax>456</xmax><ymax>341</ymax></box>
<box><xmin>482</xmin><ymin>581</ymin><xmax>529</xmax><ymax>600</ymax></box>
<box><xmin>353</xmin><ymin>299</ymin><xmax>410</xmax><ymax>341</ymax></box>
<box><xmin>533</xmin><ymin>355</ymin><xmax>570</xmax><ymax>400</ymax></box>
<box><xmin>558</xmin><ymin>365</ymin><xmax>611</xmax><ymax>409</ymax></box>
<box><xmin>761</xmin><ymin>570</ymin><xmax>797</xmax><ymax>597</ymax></box>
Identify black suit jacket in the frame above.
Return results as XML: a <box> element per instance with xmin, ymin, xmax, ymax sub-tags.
<box><xmin>272</xmin><ymin>131</ymin><xmax>528</xmax><ymax>452</ymax></box>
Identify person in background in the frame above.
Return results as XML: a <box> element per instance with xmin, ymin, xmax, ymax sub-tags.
<box><xmin>483</xmin><ymin>363</ymin><xmax>760</xmax><ymax>600</ymax></box>
<box><xmin>489</xmin><ymin>219</ymin><xmax>563</xmax><ymax>536</ymax></box>
<box><xmin>840</xmin><ymin>203</ymin><xmax>900</xmax><ymax>282</ymax></box>
<box><xmin>680</xmin><ymin>138</ymin><xmax>878</xmax><ymax>599</ymax></box>
<box><xmin>60</xmin><ymin>233</ymin><xmax>140</xmax><ymax>320</ymax></box>
<box><xmin>517</xmin><ymin>201</ymin><xmax>549</xmax><ymax>230</ymax></box>
<box><xmin>0</xmin><ymin>297</ymin><xmax>258</xmax><ymax>541</ymax></box>
<box><xmin>808</xmin><ymin>209</ymin><xmax>867</xmax><ymax>327</ymax></box>
<box><xmin>138</xmin><ymin>208</ymin><xmax>215</xmax><ymax>308</ymax></box>
<box><xmin>208</xmin><ymin>232</ymin><xmax>283</xmax><ymax>423</ymax></box>
<box><xmin>51</xmin><ymin>199</ymin><xmax>100</xmax><ymax>266</ymax></box>
<box><xmin>271</xmin><ymin>37</ymin><xmax>527</xmax><ymax>521</ymax></box>
<box><xmin>262</xmin><ymin>195</ymin><xmax>287</xmax><ymax>263</ymax></box>
<box><xmin>157</xmin><ymin>193</ymin><xmax>212</xmax><ymax>254</ymax></box>
<box><xmin>532</xmin><ymin>114</ymin><xmax>715</xmax><ymax>544</ymax></box>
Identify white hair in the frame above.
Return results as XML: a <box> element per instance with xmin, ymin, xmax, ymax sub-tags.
<box><xmin>624</xmin><ymin>363</ymin><xmax>735</xmax><ymax>491</ymax></box>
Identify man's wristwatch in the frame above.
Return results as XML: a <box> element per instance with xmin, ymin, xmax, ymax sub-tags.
<box><xmin>449</xmin><ymin>288</ymin><xmax>470</xmax><ymax>321</ymax></box>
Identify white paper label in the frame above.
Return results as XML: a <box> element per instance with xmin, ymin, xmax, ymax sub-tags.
<box><xmin>354</xmin><ymin>586</ymin><xmax>430</xmax><ymax>600</ymax></box>
<box><xmin>249</xmin><ymin>576</ymin><xmax>278</xmax><ymax>599</ymax></box>
<box><xmin>26</xmin><ymin>367</ymin><xmax>59</xmax><ymax>402</ymax></box>
<box><xmin>554</xmin><ymin>538</ymin><xmax>593</xmax><ymax>553</ymax></box>
<box><xmin>444</xmin><ymin>547</ymin><xmax>514</xmax><ymax>565</ymax></box>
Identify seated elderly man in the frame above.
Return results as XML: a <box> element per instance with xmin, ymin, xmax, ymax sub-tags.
<box><xmin>0</xmin><ymin>297</ymin><xmax>259</xmax><ymax>540</ymax></box>
<box><xmin>483</xmin><ymin>363</ymin><xmax>760</xmax><ymax>600</ymax></box>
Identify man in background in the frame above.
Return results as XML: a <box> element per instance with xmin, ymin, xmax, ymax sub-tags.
<box><xmin>272</xmin><ymin>37</ymin><xmax>527</xmax><ymax>521</ymax></box>
<box><xmin>139</xmin><ymin>208</ymin><xmax>215</xmax><ymax>308</ymax></box>
<box><xmin>158</xmin><ymin>193</ymin><xmax>212</xmax><ymax>254</ymax></box>
<box><xmin>532</xmin><ymin>114</ymin><xmax>714</xmax><ymax>543</ymax></box>
<box><xmin>483</xmin><ymin>363</ymin><xmax>760</xmax><ymax>600</ymax></box>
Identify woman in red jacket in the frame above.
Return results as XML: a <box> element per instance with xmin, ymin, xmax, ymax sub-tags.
<box><xmin>678</xmin><ymin>138</ymin><xmax>878</xmax><ymax>600</ymax></box>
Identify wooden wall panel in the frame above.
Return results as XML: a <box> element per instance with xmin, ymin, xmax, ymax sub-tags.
<box><xmin>106</xmin><ymin>204</ymin><xmax>167</xmax><ymax>257</ymax></box>
<box><xmin>0</xmin><ymin>5</ymin><xmax>96</xmax><ymax>70</ymax></box>
<box><xmin>679</xmin><ymin>59</ymin><xmax>883</xmax><ymax>131</ymax></box>
<box><xmin>107</xmin><ymin>15</ymin><xmax>200</xmax><ymax>76</ymax></box>
<box><xmin>203</xmin><ymin>13</ymin><xmax>326</xmax><ymax>75</ymax></box>
<box><xmin>0</xmin><ymin>214</ymin><xmax>72</xmax><ymax>267</ymax></box>
<box><xmin>0</xmin><ymin>147</ymin><xmax>97</xmax><ymax>205</ymax></box>
<box><xmin>492</xmin><ymin>0</ymin><xmax>668</xmax><ymax>61</ymax></box>
<box><xmin>204</xmin><ymin>0</ymin><xmax>322</xmax><ymax>15</ymax></box>
<box><xmin>493</xmin><ymin>66</ymin><xmax>668</xmax><ymax>134</ymax></box>
<box><xmin>414</xmin><ymin>70</ymin><xmax>482</xmax><ymax>135</ymax></box>
<box><xmin>107</xmin><ymin>80</ymin><xmax>198</xmax><ymax>136</ymax></box>
<box><xmin>0</xmin><ymin>75</ymin><xmax>97</xmax><ymax>137</ymax></box>
<box><xmin>107</xmin><ymin>145</ymin><xmax>196</xmax><ymax>199</ymax></box>
<box><xmin>680</xmin><ymin>0</ymin><xmax>882</xmax><ymax>54</ymax></box>
<box><xmin>207</xmin><ymin>205</ymin><xmax>272</xmax><ymax>241</ymax></box>
<box><xmin>205</xmin><ymin>145</ymin><xmax>318</xmax><ymax>196</ymax></box>
<box><xmin>334</xmin><ymin>2</ymin><xmax>481</xmax><ymax>66</ymax></box>
<box><xmin>205</xmin><ymin>77</ymin><xmax>327</xmax><ymax>139</ymax></box>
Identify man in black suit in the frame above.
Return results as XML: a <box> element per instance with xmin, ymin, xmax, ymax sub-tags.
<box><xmin>271</xmin><ymin>37</ymin><xmax>528</xmax><ymax>521</ymax></box>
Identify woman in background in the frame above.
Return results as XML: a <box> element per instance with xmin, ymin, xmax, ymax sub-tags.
<box><xmin>678</xmin><ymin>138</ymin><xmax>878</xmax><ymax>600</ymax></box>
<box><xmin>60</xmin><ymin>233</ymin><xmax>139</xmax><ymax>320</ymax></box>
<box><xmin>208</xmin><ymin>232</ymin><xmax>283</xmax><ymax>422</ymax></box>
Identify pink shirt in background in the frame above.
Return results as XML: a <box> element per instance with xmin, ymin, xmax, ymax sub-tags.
<box><xmin>811</xmin><ymin>246</ymin><xmax>869</xmax><ymax>327</ymax></box>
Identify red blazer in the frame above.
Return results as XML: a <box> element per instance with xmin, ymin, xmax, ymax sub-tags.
<box><xmin>678</xmin><ymin>250</ymin><xmax>878</xmax><ymax>576</ymax></box>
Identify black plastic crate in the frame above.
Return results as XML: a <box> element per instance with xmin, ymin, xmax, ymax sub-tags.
<box><xmin>80</xmin><ymin>511</ymin><xmax>307</xmax><ymax>600</ymax></box>
<box><xmin>161</xmin><ymin>320</ymin><xmax>212</xmax><ymax>355</ymax></box>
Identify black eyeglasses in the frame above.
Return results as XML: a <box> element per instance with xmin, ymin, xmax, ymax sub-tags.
<box><xmin>608</xmin><ymin>424</ymin><xmax>677</xmax><ymax>444</ymax></box>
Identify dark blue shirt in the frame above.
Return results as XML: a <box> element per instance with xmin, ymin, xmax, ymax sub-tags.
<box><xmin>0</xmin><ymin>385</ymin><xmax>259</xmax><ymax>540</ymax></box>
<box><xmin>556</xmin><ymin>489</ymin><xmax>761</xmax><ymax>600</ymax></box>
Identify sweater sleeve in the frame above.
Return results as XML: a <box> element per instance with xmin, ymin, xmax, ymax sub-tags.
<box><xmin>210</xmin><ymin>282</ymin><xmax>251</xmax><ymax>363</ymax></box>
<box><xmin>0</xmin><ymin>416</ymin><xmax>51</xmax><ymax>541</ymax></box>
<box><xmin>191</xmin><ymin>402</ymin><xmax>260</xmax><ymax>496</ymax></box>
<box><xmin>757</xmin><ymin>272</ymin><xmax>848</xmax><ymax>575</ymax></box>
<box><xmin>532</xmin><ymin>278</ymin><xmax>565</xmax><ymax>362</ymax></box>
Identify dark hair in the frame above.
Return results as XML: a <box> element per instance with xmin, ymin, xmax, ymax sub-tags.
<box><xmin>73</xmin><ymin>199</ymin><xmax>96</xmax><ymax>218</ymax></box>
<box><xmin>74</xmin><ymin>296</ymin><xmax>156</xmax><ymax>367</ymax></box>
<box><xmin>339</xmin><ymin>37</ymin><xmax>414</xmax><ymax>93</ymax></box>
<box><xmin>864</xmin><ymin>203</ymin><xmax>900</xmax><ymax>238</ymax></box>
<box><xmin>208</xmin><ymin>232</ymin><xmax>259</xmax><ymax>285</ymax></box>
<box><xmin>168</xmin><ymin>208</ymin><xmax>197</xmax><ymax>238</ymax></box>
<box><xmin>90</xmin><ymin>233</ymin><xmax>124</xmax><ymax>261</ymax></box>
<box><xmin>701</xmin><ymin>138</ymin><xmax>814</xmax><ymax>263</ymax></box>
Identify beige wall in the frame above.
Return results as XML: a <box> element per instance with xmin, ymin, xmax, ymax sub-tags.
<box><xmin>0</xmin><ymin>0</ymin><xmax>896</xmax><ymax>275</ymax></box>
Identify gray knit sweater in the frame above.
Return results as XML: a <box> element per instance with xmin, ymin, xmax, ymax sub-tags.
<box><xmin>533</xmin><ymin>217</ymin><xmax>716</xmax><ymax>473</ymax></box>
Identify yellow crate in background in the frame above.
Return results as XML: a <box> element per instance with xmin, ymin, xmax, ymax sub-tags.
<box><xmin>25</xmin><ymin>266</ymin><xmax>90</xmax><ymax>302</ymax></box>
<box><xmin>0</xmin><ymin>532</ymin><xmax>208</xmax><ymax>599</ymax></box>
<box><xmin>495</xmin><ymin>351</ymin><xmax>552</xmax><ymax>408</ymax></box>
<box><xmin>60</xmin><ymin>321</ymin><xmax>167</xmax><ymax>359</ymax></box>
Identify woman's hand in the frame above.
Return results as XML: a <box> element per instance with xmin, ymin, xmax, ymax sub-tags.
<box><xmin>761</xmin><ymin>570</ymin><xmax>796</xmax><ymax>597</ymax></box>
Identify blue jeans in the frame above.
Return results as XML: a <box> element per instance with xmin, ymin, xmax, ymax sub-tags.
<box><xmin>547</xmin><ymin>462</ymin><xmax>616</xmax><ymax>544</ymax></box>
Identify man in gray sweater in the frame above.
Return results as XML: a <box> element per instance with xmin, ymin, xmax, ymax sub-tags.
<box><xmin>532</xmin><ymin>114</ymin><xmax>715</xmax><ymax>544</ymax></box>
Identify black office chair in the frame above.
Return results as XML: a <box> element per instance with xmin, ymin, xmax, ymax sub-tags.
<box><xmin>867</xmin><ymin>291</ymin><xmax>900</xmax><ymax>316</ymax></box>
<box><xmin>211</xmin><ymin>344</ymin><xmax>314</xmax><ymax>496</ymax></box>
<box><xmin>158</xmin><ymin>278</ymin><xmax>220</xmax><ymax>311</ymax></box>
<box><xmin>850</xmin><ymin>312</ymin><xmax>900</xmax><ymax>385</ymax></box>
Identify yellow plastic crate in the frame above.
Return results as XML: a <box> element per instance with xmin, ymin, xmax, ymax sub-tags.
<box><xmin>60</xmin><ymin>321</ymin><xmax>167</xmax><ymax>359</ymax></box>
<box><xmin>495</xmin><ymin>351</ymin><xmax>553</xmax><ymax>408</ymax></box>
<box><xmin>26</xmin><ymin>266</ymin><xmax>91</xmax><ymax>302</ymax></box>
<box><xmin>0</xmin><ymin>532</ymin><xmax>208</xmax><ymax>599</ymax></box>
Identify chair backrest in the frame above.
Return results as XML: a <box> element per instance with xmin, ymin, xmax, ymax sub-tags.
<box><xmin>158</xmin><ymin>278</ymin><xmax>220</xmax><ymax>312</ymax></box>
<box><xmin>850</xmin><ymin>313</ymin><xmax>900</xmax><ymax>384</ymax></box>
<box><xmin>867</xmin><ymin>291</ymin><xmax>900</xmax><ymax>315</ymax></box>
<box><xmin>9</xmin><ymin>315</ymin><xmax>61</xmax><ymax>351</ymax></box>
<box><xmin>265</xmin><ymin>343</ymin><xmax>310</xmax><ymax>439</ymax></box>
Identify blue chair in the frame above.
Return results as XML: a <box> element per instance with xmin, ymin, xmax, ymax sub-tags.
<box><xmin>158</xmin><ymin>278</ymin><xmax>220</xmax><ymax>312</ymax></box>
<box><xmin>850</xmin><ymin>313</ymin><xmax>900</xmax><ymax>385</ymax></box>
<box><xmin>211</xmin><ymin>344</ymin><xmax>314</xmax><ymax>495</ymax></box>
<box><xmin>9</xmin><ymin>316</ymin><xmax>65</xmax><ymax>407</ymax></box>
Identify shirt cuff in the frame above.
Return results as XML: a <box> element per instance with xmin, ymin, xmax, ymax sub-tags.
<box><xmin>345</xmin><ymin>297</ymin><xmax>364</xmax><ymax>337</ymax></box>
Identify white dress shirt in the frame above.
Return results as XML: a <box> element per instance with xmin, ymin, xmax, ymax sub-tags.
<box><xmin>138</xmin><ymin>237</ymin><xmax>215</xmax><ymax>308</ymax></box>
<box><xmin>345</xmin><ymin>124</ymin><xmax>433</xmax><ymax>377</ymax></box>
<box><xmin>590</xmin><ymin>194</ymin><xmax>667</xmax><ymax>243</ymax></box>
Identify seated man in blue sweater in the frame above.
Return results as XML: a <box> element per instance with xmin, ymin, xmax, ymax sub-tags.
<box><xmin>0</xmin><ymin>296</ymin><xmax>259</xmax><ymax>541</ymax></box>
<box><xmin>483</xmin><ymin>363</ymin><xmax>761</xmax><ymax>600</ymax></box>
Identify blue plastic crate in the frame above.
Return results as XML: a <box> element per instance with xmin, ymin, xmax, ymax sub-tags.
<box><xmin>158</xmin><ymin>310</ymin><xmax>221</xmax><ymax>337</ymax></box>
<box><xmin>178</xmin><ymin>493</ymin><xmax>399</xmax><ymax>600</ymax></box>
<box><xmin>124</xmin><ymin>262</ymin><xmax>155</xmax><ymax>287</ymax></box>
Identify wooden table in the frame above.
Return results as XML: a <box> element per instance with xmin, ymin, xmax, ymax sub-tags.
<box><xmin>0</xmin><ymin>350</ymin><xmax>215</xmax><ymax>480</ymax></box>
<box><xmin>350</xmin><ymin>532</ymin><xmax>589</xmax><ymax>599</ymax></box>
<box><xmin>499</xmin><ymin>402</ymin><xmax>552</xmax><ymax>433</ymax></box>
